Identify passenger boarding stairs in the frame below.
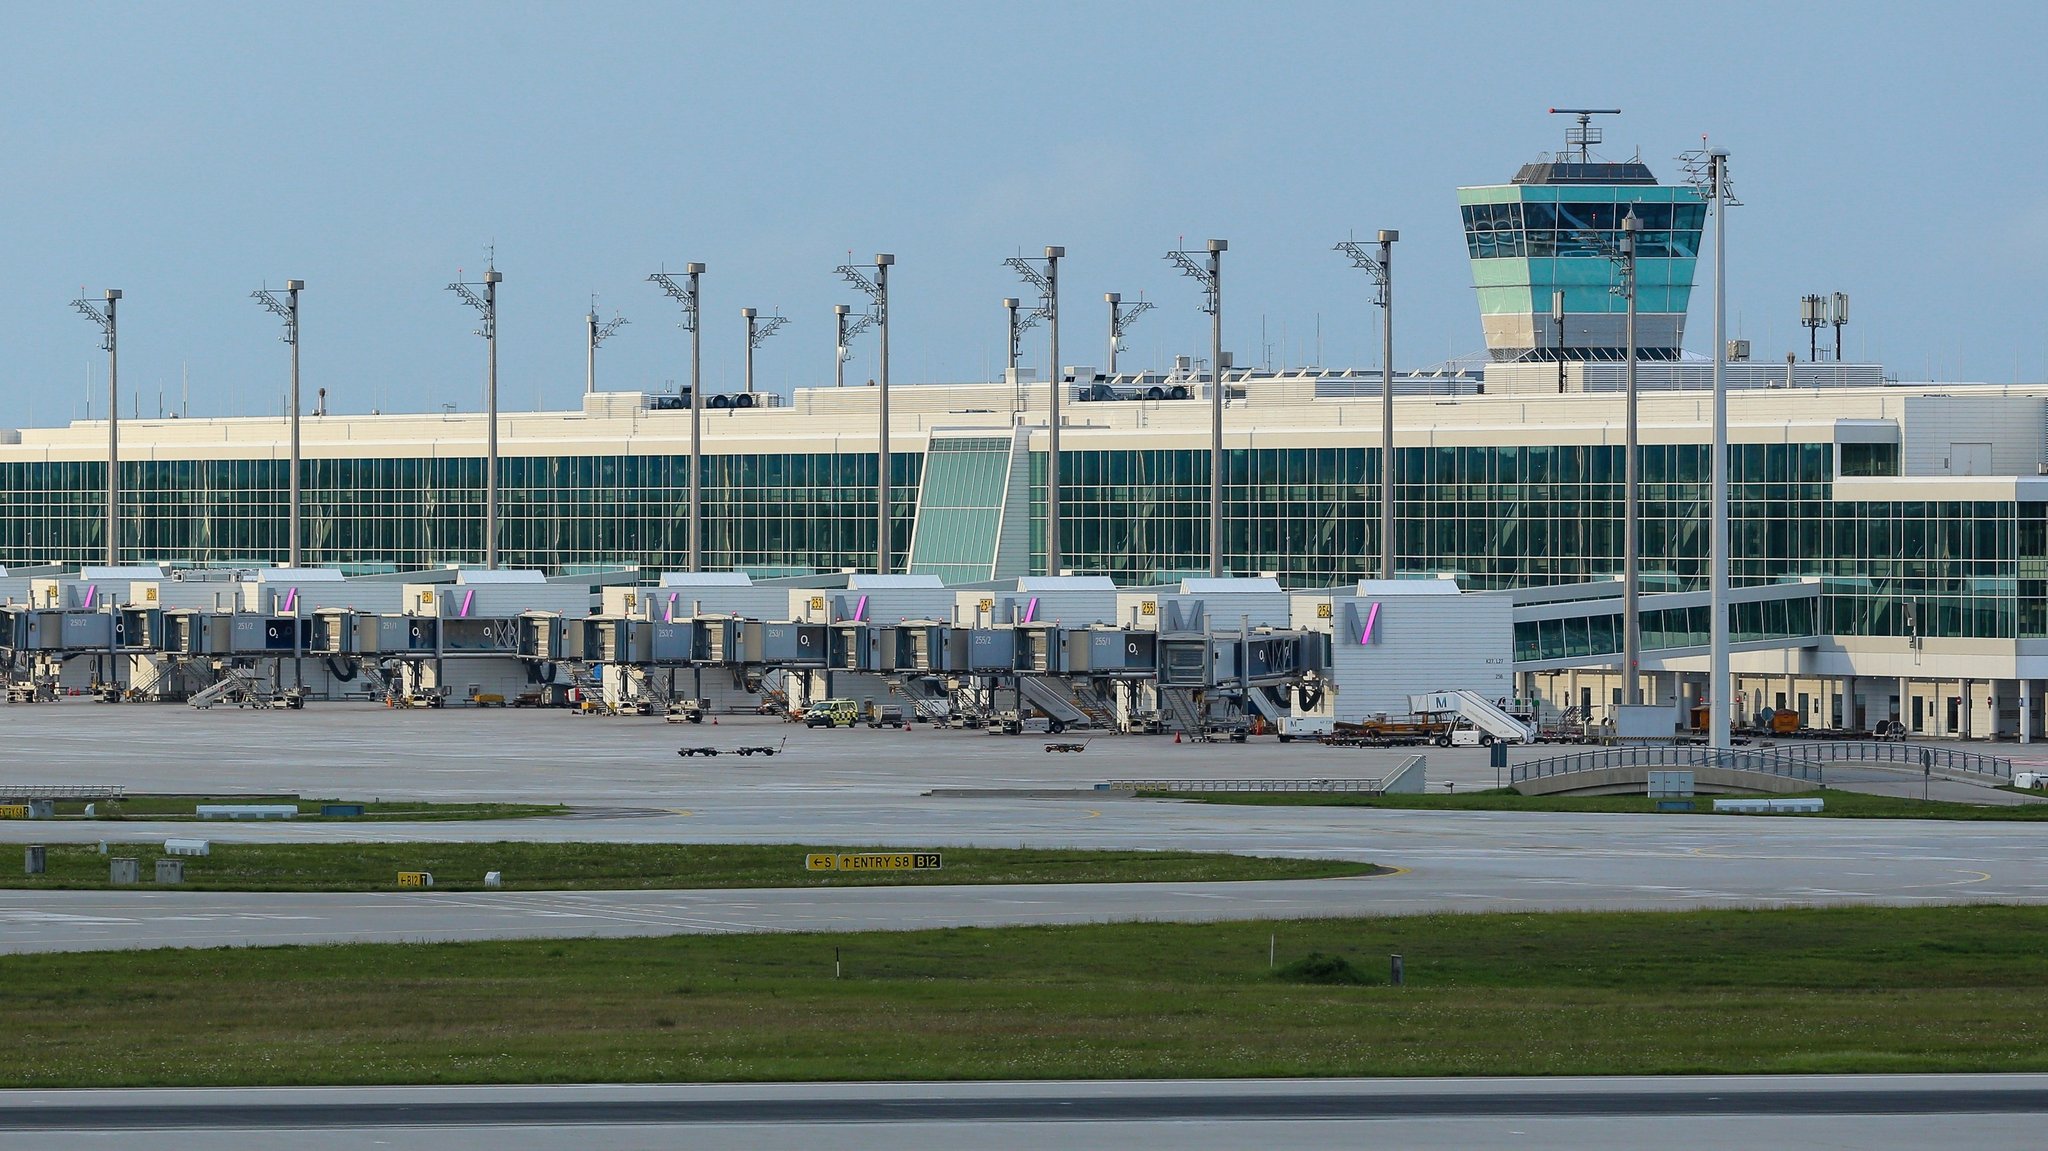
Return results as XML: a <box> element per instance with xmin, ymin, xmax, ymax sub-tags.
<box><xmin>1017</xmin><ymin>676</ymin><xmax>1115</xmax><ymax>730</ymax></box>
<box><xmin>188</xmin><ymin>665</ymin><xmax>273</xmax><ymax>710</ymax></box>
<box><xmin>888</xmin><ymin>676</ymin><xmax>952</xmax><ymax>724</ymax></box>
<box><xmin>1160</xmin><ymin>686</ymin><xmax>1206</xmax><ymax>736</ymax></box>
<box><xmin>1408</xmin><ymin>689</ymin><xmax>1537</xmax><ymax>744</ymax></box>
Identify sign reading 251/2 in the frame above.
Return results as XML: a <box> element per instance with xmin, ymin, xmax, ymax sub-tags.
<box><xmin>805</xmin><ymin>852</ymin><xmax>943</xmax><ymax>872</ymax></box>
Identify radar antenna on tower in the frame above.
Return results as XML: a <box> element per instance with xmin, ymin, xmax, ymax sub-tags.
<box><xmin>1549</xmin><ymin>107</ymin><xmax>1622</xmax><ymax>163</ymax></box>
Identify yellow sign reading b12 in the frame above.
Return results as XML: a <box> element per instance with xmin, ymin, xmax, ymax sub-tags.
<box><xmin>805</xmin><ymin>852</ymin><xmax>942</xmax><ymax>872</ymax></box>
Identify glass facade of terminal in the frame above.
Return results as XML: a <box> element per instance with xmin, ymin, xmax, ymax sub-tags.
<box><xmin>0</xmin><ymin>441</ymin><xmax>2029</xmax><ymax>643</ymax></box>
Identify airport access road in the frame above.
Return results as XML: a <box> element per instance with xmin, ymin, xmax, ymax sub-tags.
<box><xmin>2</xmin><ymin>1075</ymin><xmax>2045</xmax><ymax>1151</ymax></box>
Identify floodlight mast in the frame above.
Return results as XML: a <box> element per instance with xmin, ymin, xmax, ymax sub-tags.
<box><xmin>1569</xmin><ymin>213</ymin><xmax>1645</xmax><ymax>705</ymax></box>
<box><xmin>586</xmin><ymin>300</ymin><xmax>627</xmax><ymax>395</ymax></box>
<box><xmin>836</xmin><ymin>255</ymin><xmax>894</xmax><ymax>574</ymax></box>
<box><xmin>1620</xmin><ymin>214</ymin><xmax>1641</xmax><ymax>705</ymax></box>
<box><xmin>251</xmin><ymin>280</ymin><xmax>305</xmax><ymax>569</ymax></box>
<box><xmin>1006</xmin><ymin>246</ymin><xmax>1065</xmax><ymax>574</ymax></box>
<box><xmin>1167</xmin><ymin>240</ymin><xmax>1227</xmax><ymax>576</ymax></box>
<box><xmin>1683</xmin><ymin>144</ymin><xmax>1739</xmax><ymax>749</ymax></box>
<box><xmin>649</xmin><ymin>265</ymin><xmax>706</xmax><ymax>571</ymax></box>
<box><xmin>742</xmin><ymin>308</ymin><xmax>788</xmax><ymax>395</ymax></box>
<box><xmin>447</xmin><ymin>264</ymin><xmax>503</xmax><ymax>568</ymax></box>
<box><xmin>1105</xmin><ymin>292</ymin><xmax>1154</xmax><ymax>374</ymax></box>
<box><xmin>71</xmin><ymin>289</ymin><xmax>120</xmax><ymax>567</ymax></box>
<box><xmin>1335</xmin><ymin>232</ymin><xmax>1398</xmax><ymax>581</ymax></box>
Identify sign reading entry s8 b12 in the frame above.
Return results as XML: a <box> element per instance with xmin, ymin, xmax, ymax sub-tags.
<box><xmin>806</xmin><ymin>853</ymin><xmax>943</xmax><ymax>872</ymax></box>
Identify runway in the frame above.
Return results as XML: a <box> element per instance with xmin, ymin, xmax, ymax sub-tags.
<box><xmin>3</xmin><ymin>1076</ymin><xmax>2044</xmax><ymax>1150</ymax></box>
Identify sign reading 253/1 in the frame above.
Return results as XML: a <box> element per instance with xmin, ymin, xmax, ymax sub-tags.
<box><xmin>805</xmin><ymin>852</ymin><xmax>943</xmax><ymax>872</ymax></box>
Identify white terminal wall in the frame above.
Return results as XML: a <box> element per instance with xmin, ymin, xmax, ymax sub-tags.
<box><xmin>791</xmin><ymin>588</ymin><xmax>959</xmax><ymax>626</ymax></box>
<box><xmin>1305</xmin><ymin>589</ymin><xmax>1514</xmax><ymax>722</ymax></box>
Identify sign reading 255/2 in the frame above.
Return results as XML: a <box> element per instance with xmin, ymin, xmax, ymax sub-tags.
<box><xmin>805</xmin><ymin>852</ymin><xmax>943</xmax><ymax>872</ymax></box>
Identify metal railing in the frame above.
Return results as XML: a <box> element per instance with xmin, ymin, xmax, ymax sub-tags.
<box><xmin>1513</xmin><ymin>740</ymin><xmax>2013</xmax><ymax>785</ymax></box>
<box><xmin>1512</xmin><ymin>744</ymin><xmax>1825</xmax><ymax>785</ymax></box>
<box><xmin>1757</xmin><ymin>740</ymin><xmax>2013</xmax><ymax>781</ymax></box>
<box><xmin>0</xmin><ymin>785</ymin><xmax>126</xmax><ymax>802</ymax></box>
<box><xmin>1112</xmin><ymin>778</ymin><xmax>1394</xmax><ymax>793</ymax></box>
<box><xmin>1113</xmin><ymin>756</ymin><xmax>1428</xmax><ymax>795</ymax></box>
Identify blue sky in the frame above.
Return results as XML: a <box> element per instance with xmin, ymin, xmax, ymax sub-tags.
<box><xmin>2</xmin><ymin>1</ymin><xmax>2041</xmax><ymax>428</ymax></box>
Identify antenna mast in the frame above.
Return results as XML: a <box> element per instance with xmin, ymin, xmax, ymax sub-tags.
<box><xmin>1549</xmin><ymin>107</ymin><xmax>1622</xmax><ymax>163</ymax></box>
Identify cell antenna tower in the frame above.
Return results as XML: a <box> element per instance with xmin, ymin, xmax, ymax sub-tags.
<box><xmin>447</xmin><ymin>260</ymin><xmax>504</xmax><ymax>569</ymax></box>
<box><xmin>742</xmin><ymin>308</ymin><xmax>788</xmax><ymax>395</ymax></box>
<box><xmin>1550</xmin><ymin>107</ymin><xmax>1622</xmax><ymax>163</ymax></box>
<box><xmin>1105</xmin><ymin>292</ymin><xmax>1154</xmax><ymax>374</ymax></box>
<box><xmin>649</xmin><ymin>264</ymin><xmax>706</xmax><ymax>571</ymax></box>
<box><xmin>586</xmin><ymin>298</ymin><xmax>628</xmax><ymax>395</ymax></box>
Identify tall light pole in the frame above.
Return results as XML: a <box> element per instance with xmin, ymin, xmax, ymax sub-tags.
<box><xmin>71</xmin><ymin>289</ymin><xmax>120</xmax><ymax>567</ymax></box>
<box><xmin>1007</xmin><ymin>246</ymin><xmax>1064</xmax><ymax>574</ymax></box>
<box><xmin>252</xmin><ymin>280</ymin><xmax>304</xmax><ymax>568</ymax></box>
<box><xmin>742</xmin><ymin>308</ymin><xmax>788</xmax><ymax>395</ymax></box>
<box><xmin>1553</xmin><ymin>288</ymin><xmax>1568</xmax><ymax>394</ymax></box>
<box><xmin>836</xmin><ymin>254</ymin><xmax>893</xmax><ymax>573</ymax></box>
<box><xmin>1684</xmin><ymin>145</ymin><xmax>1738</xmax><ymax>749</ymax></box>
<box><xmin>1620</xmin><ymin>212</ymin><xmax>1641</xmax><ymax>706</ymax></box>
<box><xmin>586</xmin><ymin>302</ymin><xmax>627</xmax><ymax>395</ymax></box>
<box><xmin>1168</xmin><ymin>240</ymin><xmax>1227</xmax><ymax>577</ymax></box>
<box><xmin>447</xmin><ymin>265</ymin><xmax>503</xmax><ymax>569</ymax></box>
<box><xmin>1106</xmin><ymin>292</ymin><xmax>1154</xmax><ymax>375</ymax></box>
<box><xmin>1336</xmin><ymin>231</ymin><xmax>1397</xmax><ymax>581</ymax></box>
<box><xmin>649</xmin><ymin>265</ymin><xmax>706</xmax><ymax>571</ymax></box>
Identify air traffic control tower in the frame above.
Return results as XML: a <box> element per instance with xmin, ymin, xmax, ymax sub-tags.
<box><xmin>1459</xmin><ymin>110</ymin><xmax>1705</xmax><ymax>362</ymax></box>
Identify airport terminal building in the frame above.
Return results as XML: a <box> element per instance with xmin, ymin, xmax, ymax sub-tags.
<box><xmin>2</xmin><ymin>135</ymin><xmax>2044</xmax><ymax>739</ymax></box>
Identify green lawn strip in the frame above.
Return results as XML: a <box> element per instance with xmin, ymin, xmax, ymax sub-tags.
<box><xmin>5</xmin><ymin>905</ymin><xmax>2046</xmax><ymax>1086</ymax></box>
<box><xmin>5</xmin><ymin>842</ymin><xmax>1375</xmax><ymax>892</ymax></box>
<box><xmin>1146</xmin><ymin>787</ymin><xmax>2048</xmax><ymax>819</ymax></box>
<box><xmin>50</xmin><ymin>795</ymin><xmax>567</xmax><ymax>822</ymax></box>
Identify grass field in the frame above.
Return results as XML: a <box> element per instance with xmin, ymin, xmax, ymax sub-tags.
<box><xmin>46</xmin><ymin>795</ymin><xmax>567</xmax><ymax>822</ymax></box>
<box><xmin>5</xmin><ymin>842</ymin><xmax>1377</xmax><ymax>892</ymax></box>
<box><xmin>1149</xmin><ymin>786</ymin><xmax>2048</xmax><ymax>819</ymax></box>
<box><xmin>6</xmin><ymin>905</ymin><xmax>2047</xmax><ymax>1086</ymax></box>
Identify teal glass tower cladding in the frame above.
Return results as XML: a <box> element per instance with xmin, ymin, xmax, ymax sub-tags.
<box><xmin>1459</xmin><ymin>159</ymin><xmax>1705</xmax><ymax>362</ymax></box>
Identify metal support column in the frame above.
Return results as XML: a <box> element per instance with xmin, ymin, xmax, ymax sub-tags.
<box><xmin>876</xmin><ymin>254</ymin><xmax>894</xmax><ymax>575</ymax></box>
<box><xmin>1621</xmin><ymin>213</ymin><xmax>1641</xmax><ymax>706</ymax></box>
<box><xmin>72</xmin><ymin>290</ymin><xmax>122</xmax><ymax>567</ymax></box>
<box><xmin>648</xmin><ymin>265</ymin><xmax>706</xmax><ymax>571</ymax></box>
<box><xmin>1209</xmin><ymin>241</ymin><xmax>1225</xmax><ymax>577</ymax></box>
<box><xmin>1707</xmin><ymin>150</ymin><xmax>1733</xmax><ymax>749</ymax></box>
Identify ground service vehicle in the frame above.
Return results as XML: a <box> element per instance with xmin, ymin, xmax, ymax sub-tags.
<box><xmin>866</xmin><ymin>703</ymin><xmax>906</xmax><ymax>729</ymax></box>
<box><xmin>804</xmin><ymin>699</ymin><xmax>858</xmax><ymax>728</ymax></box>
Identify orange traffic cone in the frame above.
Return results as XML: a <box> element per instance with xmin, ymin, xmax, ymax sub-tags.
<box><xmin>1173</xmin><ymin>730</ymin><xmax>1182</xmax><ymax>744</ymax></box>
